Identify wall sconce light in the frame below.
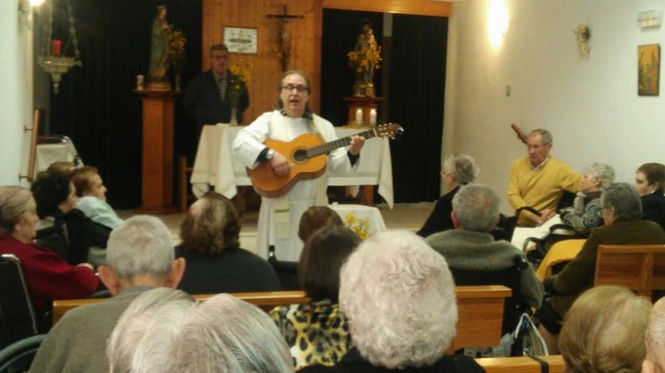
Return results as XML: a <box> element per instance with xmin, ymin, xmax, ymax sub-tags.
<box><xmin>39</xmin><ymin>0</ymin><xmax>82</xmax><ymax>94</ymax></box>
<box><xmin>574</xmin><ymin>24</ymin><xmax>591</xmax><ymax>58</ymax></box>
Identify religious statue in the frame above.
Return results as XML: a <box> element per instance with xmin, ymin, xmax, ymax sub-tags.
<box><xmin>147</xmin><ymin>5</ymin><xmax>172</xmax><ymax>90</ymax></box>
<box><xmin>348</xmin><ymin>19</ymin><xmax>381</xmax><ymax>97</ymax></box>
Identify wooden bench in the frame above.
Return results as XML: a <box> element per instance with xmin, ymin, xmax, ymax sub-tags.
<box><xmin>594</xmin><ymin>244</ymin><xmax>665</xmax><ymax>297</ymax></box>
<box><xmin>52</xmin><ymin>290</ymin><xmax>310</xmax><ymax>325</ymax></box>
<box><xmin>52</xmin><ymin>285</ymin><xmax>510</xmax><ymax>351</ymax></box>
<box><xmin>476</xmin><ymin>355</ymin><xmax>565</xmax><ymax>373</ymax></box>
<box><xmin>449</xmin><ymin>285</ymin><xmax>511</xmax><ymax>352</ymax></box>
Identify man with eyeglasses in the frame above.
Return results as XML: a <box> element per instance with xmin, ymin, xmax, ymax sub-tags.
<box><xmin>232</xmin><ymin>70</ymin><xmax>365</xmax><ymax>261</ymax></box>
<box><xmin>507</xmin><ymin>129</ymin><xmax>581</xmax><ymax>227</ymax></box>
<box><xmin>183</xmin><ymin>44</ymin><xmax>250</xmax><ymax>136</ymax></box>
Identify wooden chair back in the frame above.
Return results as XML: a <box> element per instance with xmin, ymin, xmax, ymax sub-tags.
<box><xmin>594</xmin><ymin>244</ymin><xmax>665</xmax><ymax>296</ymax></box>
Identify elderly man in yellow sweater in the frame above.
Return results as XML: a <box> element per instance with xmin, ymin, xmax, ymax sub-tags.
<box><xmin>507</xmin><ymin>129</ymin><xmax>582</xmax><ymax>227</ymax></box>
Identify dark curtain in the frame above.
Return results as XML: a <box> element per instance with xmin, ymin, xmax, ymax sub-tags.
<box><xmin>48</xmin><ymin>0</ymin><xmax>202</xmax><ymax>209</ymax></box>
<box><xmin>320</xmin><ymin>9</ymin><xmax>383</xmax><ymax>126</ymax></box>
<box><xmin>388</xmin><ymin>15</ymin><xmax>447</xmax><ymax>203</ymax></box>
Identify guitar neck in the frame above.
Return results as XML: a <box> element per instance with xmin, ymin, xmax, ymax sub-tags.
<box><xmin>306</xmin><ymin>128</ymin><xmax>378</xmax><ymax>158</ymax></box>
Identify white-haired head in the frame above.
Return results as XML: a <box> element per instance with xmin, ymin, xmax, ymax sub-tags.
<box><xmin>168</xmin><ymin>294</ymin><xmax>293</xmax><ymax>372</ymax></box>
<box><xmin>340</xmin><ymin>230</ymin><xmax>457</xmax><ymax>369</ymax></box>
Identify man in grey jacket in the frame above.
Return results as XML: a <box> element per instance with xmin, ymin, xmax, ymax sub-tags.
<box><xmin>426</xmin><ymin>183</ymin><xmax>543</xmax><ymax>309</ymax></box>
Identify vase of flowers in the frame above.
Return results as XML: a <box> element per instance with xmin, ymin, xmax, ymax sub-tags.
<box><xmin>228</xmin><ymin>59</ymin><xmax>252</xmax><ymax>125</ymax></box>
<box><xmin>169</xmin><ymin>28</ymin><xmax>186</xmax><ymax>91</ymax></box>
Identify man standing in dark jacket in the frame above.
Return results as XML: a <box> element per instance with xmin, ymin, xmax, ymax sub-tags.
<box><xmin>183</xmin><ymin>44</ymin><xmax>250</xmax><ymax>135</ymax></box>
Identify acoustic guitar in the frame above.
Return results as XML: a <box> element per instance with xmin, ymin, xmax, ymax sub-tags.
<box><xmin>248</xmin><ymin>123</ymin><xmax>404</xmax><ymax>198</ymax></box>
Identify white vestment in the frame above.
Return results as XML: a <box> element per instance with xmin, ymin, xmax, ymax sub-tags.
<box><xmin>232</xmin><ymin>111</ymin><xmax>352</xmax><ymax>261</ymax></box>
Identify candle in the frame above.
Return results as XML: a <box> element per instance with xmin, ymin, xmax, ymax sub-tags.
<box><xmin>369</xmin><ymin>109</ymin><xmax>377</xmax><ymax>125</ymax></box>
<box><xmin>355</xmin><ymin>108</ymin><xmax>363</xmax><ymax>125</ymax></box>
<box><xmin>52</xmin><ymin>39</ymin><xmax>62</xmax><ymax>56</ymax></box>
<box><xmin>136</xmin><ymin>75</ymin><xmax>145</xmax><ymax>90</ymax></box>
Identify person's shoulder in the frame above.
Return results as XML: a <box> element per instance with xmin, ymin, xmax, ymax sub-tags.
<box><xmin>434</xmin><ymin>354</ymin><xmax>485</xmax><ymax>372</ymax></box>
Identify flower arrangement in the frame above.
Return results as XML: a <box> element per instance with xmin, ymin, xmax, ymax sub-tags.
<box><xmin>347</xmin><ymin>44</ymin><xmax>382</xmax><ymax>78</ymax></box>
<box><xmin>168</xmin><ymin>28</ymin><xmax>186</xmax><ymax>73</ymax></box>
<box><xmin>344</xmin><ymin>212</ymin><xmax>370</xmax><ymax>240</ymax></box>
<box><xmin>228</xmin><ymin>58</ymin><xmax>252</xmax><ymax>108</ymax></box>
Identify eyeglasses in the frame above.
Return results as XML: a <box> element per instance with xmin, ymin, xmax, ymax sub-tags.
<box><xmin>282</xmin><ymin>84</ymin><xmax>308</xmax><ymax>93</ymax></box>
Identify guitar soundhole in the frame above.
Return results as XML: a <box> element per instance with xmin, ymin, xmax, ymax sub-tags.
<box><xmin>293</xmin><ymin>149</ymin><xmax>308</xmax><ymax>163</ymax></box>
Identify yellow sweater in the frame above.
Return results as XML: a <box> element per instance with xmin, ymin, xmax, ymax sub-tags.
<box><xmin>507</xmin><ymin>157</ymin><xmax>581</xmax><ymax>226</ymax></box>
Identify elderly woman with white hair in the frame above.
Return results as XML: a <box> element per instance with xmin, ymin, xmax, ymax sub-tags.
<box><xmin>559</xmin><ymin>162</ymin><xmax>615</xmax><ymax>234</ymax></box>
<box><xmin>168</xmin><ymin>294</ymin><xmax>294</xmax><ymax>372</ymax></box>
<box><xmin>300</xmin><ymin>230</ymin><xmax>484</xmax><ymax>372</ymax></box>
<box><xmin>418</xmin><ymin>154</ymin><xmax>479</xmax><ymax>238</ymax></box>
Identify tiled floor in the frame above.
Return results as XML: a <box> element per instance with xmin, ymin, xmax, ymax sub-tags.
<box><xmin>119</xmin><ymin>202</ymin><xmax>434</xmax><ymax>254</ymax></box>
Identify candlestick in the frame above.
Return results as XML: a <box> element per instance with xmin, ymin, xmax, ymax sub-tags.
<box><xmin>355</xmin><ymin>108</ymin><xmax>363</xmax><ymax>125</ymax></box>
<box><xmin>369</xmin><ymin>109</ymin><xmax>377</xmax><ymax>125</ymax></box>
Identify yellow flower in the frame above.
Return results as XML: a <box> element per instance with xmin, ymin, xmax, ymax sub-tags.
<box><xmin>228</xmin><ymin>59</ymin><xmax>252</xmax><ymax>108</ymax></box>
<box><xmin>347</xmin><ymin>45</ymin><xmax>382</xmax><ymax>74</ymax></box>
<box><xmin>169</xmin><ymin>28</ymin><xmax>187</xmax><ymax>72</ymax></box>
<box><xmin>344</xmin><ymin>213</ymin><xmax>369</xmax><ymax>240</ymax></box>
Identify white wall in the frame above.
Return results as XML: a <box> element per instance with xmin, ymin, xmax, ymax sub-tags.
<box><xmin>444</xmin><ymin>0</ymin><xmax>665</xmax><ymax>213</ymax></box>
<box><xmin>0</xmin><ymin>1</ymin><xmax>34</xmax><ymax>186</ymax></box>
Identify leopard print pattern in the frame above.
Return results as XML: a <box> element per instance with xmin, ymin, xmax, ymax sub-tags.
<box><xmin>270</xmin><ymin>301</ymin><xmax>352</xmax><ymax>369</ymax></box>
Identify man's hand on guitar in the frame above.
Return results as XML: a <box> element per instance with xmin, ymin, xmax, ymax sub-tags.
<box><xmin>349</xmin><ymin>135</ymin><xmax>366</xmax><ymax>155</ymax></box>
<box><xmin>270</xmin><ymin>152</ymin><xmax>291</xmax><ymax>176</ymax></box>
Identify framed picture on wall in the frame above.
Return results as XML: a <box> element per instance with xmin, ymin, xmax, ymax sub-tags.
<box><xmin>224</xmin><ymin>27</ymin><xmax>258</xmax><ymax>54</ymax></box>
<box><xmin>638</xmin><ymin>44</ymin><xmax>660</xmax><ymax>96</ymax></box>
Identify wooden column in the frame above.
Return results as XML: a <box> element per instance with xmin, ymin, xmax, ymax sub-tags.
<box><xmin>135</xmin><ymin>90</ymin><xmax>181</xmax><ymax>213</ymax></box>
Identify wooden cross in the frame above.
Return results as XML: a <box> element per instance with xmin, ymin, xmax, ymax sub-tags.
<box><xmin>267</xmin><ymin>5</ymin><xmax>304</xmax><ymax>71</ymax></box>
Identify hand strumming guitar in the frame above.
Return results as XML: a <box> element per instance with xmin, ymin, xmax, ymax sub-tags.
<box><xmin>270</xmin><ymin>151</ymin><xmax>291</xmax><ymax>176</ymax></box>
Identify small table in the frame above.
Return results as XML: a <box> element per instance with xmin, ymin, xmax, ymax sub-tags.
<box><xmin>330</xmin><ymin>203</ymin><xmax>387</xmax><ymax>238</ymax></box>
<box><xmin>35</xmin><ymin>142</ymin><xmax>82</xmax><ymax>176</ymax></box>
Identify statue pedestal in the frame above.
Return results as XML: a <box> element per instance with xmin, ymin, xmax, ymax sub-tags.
<box><xmin>134</xmin><ymin>90</ymin><xmax>181</xmax><ymax>213</ymax></box>
<box><xmin>341</xmin><ymin>96</ymin><xmax>386</xmax><ymax>125</ymax></box>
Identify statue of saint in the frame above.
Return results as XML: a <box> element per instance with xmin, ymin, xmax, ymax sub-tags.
<box><xmin>147</xmin><ymin>5</ymin><xmax>171</xmax><ymax>89</ymax></box>
<box><xmin>354</xmin><ymin>20</ymin><xmax>378</xmax><ymax>84</ymax></box>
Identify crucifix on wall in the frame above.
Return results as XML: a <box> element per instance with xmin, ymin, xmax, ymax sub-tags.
<box><xmin>267</xmin><ymin>5</ymin><xmax>304</xmax><ymax>71</ymax></box>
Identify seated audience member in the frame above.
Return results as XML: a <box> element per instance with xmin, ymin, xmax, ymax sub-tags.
<box><xmin>31</xmin><ymin>170</ymin><xmax>111</xmax><ymax>265</ymax></box>
<box><xmin>0</xmin><ymin>186</ymin><xmax>98</xmax><ymax>314</ymax></box>
<box><xmin>46</xmin><ymin>161</ymin><xmax>77</xmax><ymax>176</ymax></box>
<box><xmin>175</xmin><ymin>192</ymin><xmax>280</xmax><ymax>294</ymax></box>
<box><xmin>418</xmin><ymin>153</ymin><xmax>478</xmax><ymax>237</ymax></box>
<box><xmin>507</xmin><ymin>129</ymin><xmax>581</xmax><ymax>227</ymax></box>
<box><xmin>539</xmin><ymin>182</ymin><xmax>665</xmax><ymax>353</ymax></box>
<box><xmin>168</xmin><ymin>294</ymin><xmax>294</xmax><ymax>372</ymax></box>
<box><xmin>558</xmin><ymin>285</ymin><xmax>652</xmax><ymax>373</ymax></box>
<box><xmin>29</xmin><ymin>215</ymin><xmax>186</xmax><ymax>373</ymax></box>
<box><xmin>635</xmin><ymin>162</ymin><xmax>665</xmax><ymax>229</ymax></box>
<box><xmin>644</xmin><ymin>297</ymin><xmax>665</xmax><ymax>373</ymax></box>
<box><xmin>271</xmin><ymin>226</ymin><xmax>359</xmax><ymax>368</ymax></box>
<box><xmin>426</xmin><ymin>183</ymin><xmax>543</xmax><ymax>310</ymax></box>
<box><xmin>107</xmin><ymin>288</ymin><xmax>195</xmax><ymax>373</ymax></box>
<box><xmin>298</xmin><ymin>205</ymin><xmax>343</xmax><ymax>243</ymax></box>
<box><xmin>559</xmin><ymin>162</ymin><xmax>614</xmax><ymax>234</ymax></box>
<box><xmin>71</xmin><ymin>166</ymin><xmax>123</xmax><ymax>230</ymax></box>
<box><xmin>300</xmin><ymin>230</ymin><xmax>484</xmax><ymax>373</ymax></box>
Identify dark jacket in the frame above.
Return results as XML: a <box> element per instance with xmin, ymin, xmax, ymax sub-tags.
<box><xmin>642</xmin><ymin>192</ymin><xmax>665</xmax><ymax>230</ymax></box>
<box><xmin>175</xmin><ymin>245</ymin><xmax>280</xmax><ymax>294</ymax></box>
<box><xmin>547</xmin><ymin>219</ymin><xmax>665</xmax><ymax>317</ymax></box>
<box><xmin>183</xmin><ymin>69</ymin><xmax>250</xmax><ymax>132</ymax></box>
<box><xmin>299</xmin><ymin>348</ymin><xmax>485</xmax><ymax>373</ymax></box>
<box><xmin>417</xmin><ymin>186</ymin><xmax>460</xmax><ymax>238</ymax></box>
